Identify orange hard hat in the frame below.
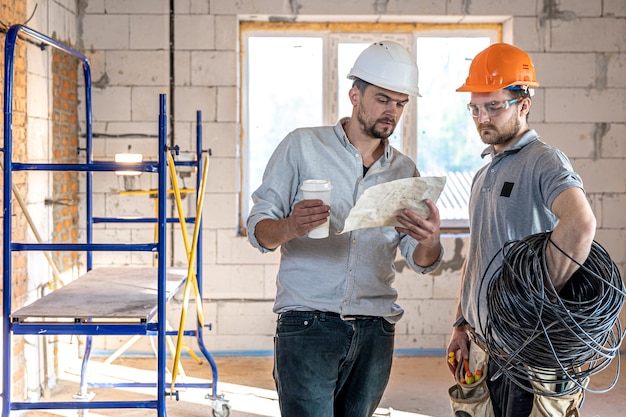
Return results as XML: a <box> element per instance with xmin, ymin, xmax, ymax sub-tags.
<box><xmin>456</xmin><ymin>43</ymin><xmax>540</xmax><ymax>92</ymax></box>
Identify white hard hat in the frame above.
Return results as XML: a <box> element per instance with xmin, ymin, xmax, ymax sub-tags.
<box><xmin>347</xmin><ymin>41</ymin><xmax>420</xmax><ymax>97</ymax></box>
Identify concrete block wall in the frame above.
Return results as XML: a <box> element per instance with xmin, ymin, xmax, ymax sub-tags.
<box><xmin>71</xmin><ymin>0</ymin><xmax>626</xmax><ymax>356</ymax></box>
<box><xmin>5</xmin><ymin>0</ymin><xmax>622</xmax><ymax>363</ymax></box>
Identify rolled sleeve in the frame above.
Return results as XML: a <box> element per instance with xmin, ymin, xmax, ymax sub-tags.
<box><xmin>246</xmin><ymin>133</ymin><xmax>301</xmax><ymax>253</ymax></box>
<box><xmin>246</xmin><ymin>213</ymin><xmax>277</xmax><ymax>253</ymax></box>
<box><xmin>246</xmin><ymin>189</ymin><xmax>289</xmax><ymax>253</ymax></box>
<box><xmin>401</xmin><ymin>236</ymin><xmax>443</xmax><ymax>274</ymax></box>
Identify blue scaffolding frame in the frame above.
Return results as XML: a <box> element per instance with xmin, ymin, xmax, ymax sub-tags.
<box><xmin>2</xmin><ymin>24</ymin><xmax>227</xmax><ymax>416</ymax></box>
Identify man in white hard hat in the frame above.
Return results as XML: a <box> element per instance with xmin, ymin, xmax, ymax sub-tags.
<box><xmin>247</xmin><ymin>41</ymin><xmax>443</xmax><ymax>416</ymax></box>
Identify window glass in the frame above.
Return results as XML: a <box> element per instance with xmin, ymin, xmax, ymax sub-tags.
<box><xmin>244</xmin><ymin>37</ymin><xmax>323</xmax><ymax>217</ymax></box>
<box><xmin>416</xmin><ymin>36</ymin><xmax>492</xmax><ymax>226</ymax></box>
<box><xmin>416</xmin><ymin>37</ymin><xmax>490</xmax><ymax>172</ymax></box>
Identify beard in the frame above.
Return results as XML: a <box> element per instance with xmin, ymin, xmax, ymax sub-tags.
<box><xmin>477</xmin><ymin>112</ymin><xmax>521</xmax><ymax>147</ymax></box>
<box><xmin>356</xmin><ymin>108</ymin><xmax>396</xmax><ymax>140</ymax></box>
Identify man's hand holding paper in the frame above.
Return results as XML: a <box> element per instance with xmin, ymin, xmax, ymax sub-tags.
<box><xmin>338</xmin><ymin>176</ymin><xmax>447</xmax><ymax>234</ymax></box>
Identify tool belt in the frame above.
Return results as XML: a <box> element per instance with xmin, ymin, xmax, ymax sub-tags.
<box><xmin>448</xmin><ymin>335</ymin><xmax>493</xmax><ymax>417</ymax></box>
<box><xmin>449</xmin><ymin>327</ymin><xmax>587</xmax><ymax>417</ymax></box>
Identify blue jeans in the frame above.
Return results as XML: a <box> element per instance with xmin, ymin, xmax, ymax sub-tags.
<box><xmin>273</xmin><ymin>311</ymin><xmax>395</xmax><ymax>417</ymax></box>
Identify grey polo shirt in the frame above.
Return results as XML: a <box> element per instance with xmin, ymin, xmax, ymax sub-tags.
<box><xmin>462</xmin><ymin>129</ymin><xmax>584</xmax><ymax>333</ymax></box>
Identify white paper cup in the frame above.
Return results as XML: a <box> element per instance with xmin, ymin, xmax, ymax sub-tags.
<box><xmin>301</xmin><ymin>179</ymin><xmax>332</xmax><ymax>239</ymax></box>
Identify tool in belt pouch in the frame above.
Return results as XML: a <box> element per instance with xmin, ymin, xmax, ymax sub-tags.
<box><xmin>527</xmin><ymin>369</ymin><xmax>588</xmax><ymax>417</ymax></box>
<box><xmin>448</xmin><ymin>339</ymin><xmax>493</xmax><ymax>417</ymax></box>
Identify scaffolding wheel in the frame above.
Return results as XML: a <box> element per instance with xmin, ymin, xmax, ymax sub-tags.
<box><xmin>206</xmin><ymin>394</ymin><xmax>230</xmax><ymax>417</ymax></box>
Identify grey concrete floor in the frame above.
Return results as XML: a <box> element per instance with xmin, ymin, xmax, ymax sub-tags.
<box><xmin>20</xmin><ymin>354</ymin><xmax>626</xmax><ymax>417</ymax></box>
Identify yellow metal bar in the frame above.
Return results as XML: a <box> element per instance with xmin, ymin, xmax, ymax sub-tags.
<box><xmin>166</xmin><ymin>152</ymin><xmax>205</xmax><ymax>326</ymax></box>
<box><xmin>167</xmin><ymin>322</ymin><xmax>202</xmax><ymax>364</ymax></box>
<box><xmin>167</xmin><ymin>152</ymin><xmax>191</xmax><ymax>253</ymax></box>
<box><xmin>169</xmin><ymin>153</ymin><xmax>210</xmax><ymax>390</ymax></box>
<box><xmin>188</xmin><ymin>155</ymin><xmax>209</xmax><ymax>328</ymax></box>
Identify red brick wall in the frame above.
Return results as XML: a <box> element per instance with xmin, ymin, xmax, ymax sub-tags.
<box><xmin>52</xmin><ymin>50</ymin><xmax>80</xmax><ymax>275</ymax></box>
<box><xmin>1</xmin><ymin>0</ymin><xmax>28</xmax><ymax>401</ymax></box>
<box><xmin>2</xmin><ymin>3</ymin><xmax>80</xmax><ymax>401</ymax></box>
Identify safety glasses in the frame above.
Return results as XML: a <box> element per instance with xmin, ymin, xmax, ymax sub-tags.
<box><xmin>466</xmin><ymin>97</ymin><xmax>523</xmax><ymax>118</ymax></box>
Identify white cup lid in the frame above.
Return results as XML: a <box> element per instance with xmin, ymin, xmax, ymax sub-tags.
<box><xmin>301</xmin><ymin>179</ymin><xmax>332</xmax><ymax>191</ymax></box>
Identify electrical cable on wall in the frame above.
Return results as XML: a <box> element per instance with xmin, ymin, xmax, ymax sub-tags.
<box><xmin>478</xmin><ymin>232</ymin><xmax>625</xmax><ymax>397</ymax></box>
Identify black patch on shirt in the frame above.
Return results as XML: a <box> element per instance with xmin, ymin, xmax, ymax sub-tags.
<box><xmin>500</xmin><ymin>182</ymin><xmax>514</xmax><ymax>197</ymax></box>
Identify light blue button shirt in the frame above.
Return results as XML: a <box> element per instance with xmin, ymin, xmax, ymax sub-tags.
<box><xmin>247</xmin><ymin>119</ymin><xmax>443</xmax><ymax>323</ymax></box>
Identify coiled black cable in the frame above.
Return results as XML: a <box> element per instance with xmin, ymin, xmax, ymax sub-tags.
<box><xmin>479</xmin><ymin>231</ymin><xmax>625</xmax><ymax>397</ymax></box>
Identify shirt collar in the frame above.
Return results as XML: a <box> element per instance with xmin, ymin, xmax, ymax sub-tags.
<box><xmin>335</xmin><ymin>117</ymin><xmax>392</xmax><ymax>160</ymax></box>
<box><xmin>335</xmin><ymin>118</ymin><xmax>350</xmax><ymax>147</ymax></box>
<box><xmin>481</xmin><ymin>129</ymin><xmax>539</xmax><ymax>159</ymax></box>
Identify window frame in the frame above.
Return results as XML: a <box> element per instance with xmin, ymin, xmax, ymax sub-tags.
<box><xmin>238</xmin><ymin>21</ymin><xmax>501</xmax><ymax>235</ymax></box>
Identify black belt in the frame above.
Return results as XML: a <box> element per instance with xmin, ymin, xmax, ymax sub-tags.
<box><xmin>279</xmin><ymin>310</ymin><xmax>380</xmax><ymax>321</ymax></box>
<box><xmin>321</xmin><ymin>311</ymin><xmax>380</xmax><ymax>321</ymax></box>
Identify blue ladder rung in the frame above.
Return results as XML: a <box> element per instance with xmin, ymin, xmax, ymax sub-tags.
<box><xmin>12</xmin><ymin>161</ymin><xmax>159</xmax><ymax>173</ymax></box>
<box><xmin>11</xmin><ymin>400</ymin><xmax>158</xmax><ymax>410</ymax></box>
<box><xmin>11</xmin><ymin>243</ymin><xmax>158</xmax><ymax>252</ymax></box>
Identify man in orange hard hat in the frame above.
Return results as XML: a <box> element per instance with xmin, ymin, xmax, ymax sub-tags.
<box><xmin>447</xmin><ymin>43</ymin><xmax>596</xmax><ymax>417</ymax></box>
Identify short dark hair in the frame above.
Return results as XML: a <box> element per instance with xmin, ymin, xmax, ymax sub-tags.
<box><xmin>507</xmin><ymin>87</ymin><xmax>532</xmax><ymax>120</ymax></box>
<box><xmin>352</xmin><ymin>78</ymin><xmax>371</xmax><ymax>93</ymax></box>
<box><xmin>507</xmin><ymin>87</ymin><xmax>532</xmax><ymax>100</ymax></box>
